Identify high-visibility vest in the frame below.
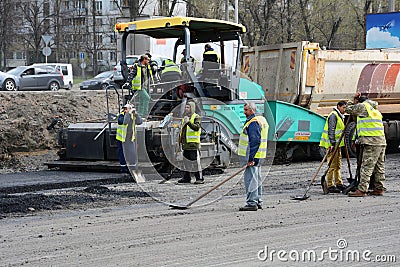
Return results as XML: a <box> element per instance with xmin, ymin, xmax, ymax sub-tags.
<box><xmin>319</xmin><ymin>111</ymin><xmax>345</xmax><ymax>148</ymax></box>
<box><xmin>181</xmin><ymin>113</ymin><xmax>201</xmax><ymax>143</ymax></box>
<box><xmin>116</xmin><ymin>112</ymin><xmax>136</xmax><ymax>142</ymax></box>
<box><xmin>131</xmin><ymin>63</ymin><xmax>152</xmax><ymax>91</ymax></box>
<box><xmin>238</xmin><ymin>115</ymin><xmax>269</xmax><ymax>159</ymax></box>
<box><xmin>203</xmin><ymin>50</ymin><xmax>221</xmax><ymax>63</ymax></box>
<box><xmin>161</xmin><ymin>59</ymin><xmax>182</xmax><ymax>75</ymax></box>
<box><xmin>357</xmin><ymin>102</ymin><xmax>384</xmax><ymax>137</ymax></box>
<box><xmin>180</xmin><ymin>56</ymin><xmax>195</xmax><ymax>64</ymax></box>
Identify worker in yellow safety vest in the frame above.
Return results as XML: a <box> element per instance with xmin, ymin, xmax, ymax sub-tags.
<box><xmin>201</xmin><ymin>44</ymin><xmax>221</xmax><ymax>79</ymax></box>
<box><xmin>319</xmin><ymin>100</ymin><xmax>347</xmax><ymax>193</ymax></box>
<box><xmin>238</xmin><ymin>102</ymin><xmax>269</xmax><ymax>211</ymax></box>
<box><xmin>177</xmin><ymin>101</ymin><xmax>203</xmax><ymax>184</ymax></box>
<box><xmin>345</xmin><ymin>93</ymin><xmax>386</xmax><ymax>197</ymax></box>
<box><xmin>116</xmin><ymin>103</ymin><xmax>143</xmax><ymax>173</ymax></box>
<box><xmin>125</xmin><ymin>55</ymin><xmax>153</xmax><ymax>117</ymax></box>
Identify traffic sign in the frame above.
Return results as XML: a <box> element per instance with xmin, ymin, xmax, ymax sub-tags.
<box><xmin>80</xmin><ymin>62</ymin><xmax>87</xmax><ymax>69</ymax></box>
<box><xmin>42</xmin><ymin>35</ymin><xmax>52</xmax><ymax>45</ymax></box>
<box><xmin>42</xmin><ymin>47</ymin><xmax>51</xmax><ymax>56</ymax></box>
<box><xmin>80</xmin><ymin>52</ymin><xmax>85</xmax><ymax>59</ymax></box>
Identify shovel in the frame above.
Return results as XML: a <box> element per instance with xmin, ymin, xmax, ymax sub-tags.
<box><xmin>132</xmin><ymin>169</ymin><xmax>145</xmax><ymax>183</ymax></box>
<box><xmin>291</xmin><ymin>151</ymin><xmax>329</xmax><ymax>200</ymax></box>
<box><xmin>130</xmin><ymin>139</ymin><xmax>145</xmax><ymax>183</ymax></box>
<box><xmin>342</xmin><ymin>144</ymin><xmax>362</xmax><ymax>195</ymax></box>
<box><xmin>169</xmin><ymin>165</ymin><xmax>247</xmax><ymax>209</ymax></box>
<box><xmin>320</xmin><ymin>119</ymin><xmax>351</xmax><ymax>195</ymax></box>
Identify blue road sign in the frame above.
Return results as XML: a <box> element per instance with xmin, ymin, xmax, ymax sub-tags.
<box><xmin>80</xmin><ymin>52</ymin><xmax>84</xmax><ymax>59</ymax></box>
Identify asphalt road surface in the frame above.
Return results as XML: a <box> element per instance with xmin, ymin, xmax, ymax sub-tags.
<box><xmin>1</xmin><ymin>154</ymin><xmax>399</xmax><ymax>266</ymax></box>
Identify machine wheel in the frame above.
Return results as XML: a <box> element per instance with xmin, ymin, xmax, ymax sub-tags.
<box><xmin>101</xmin><ymin>83</ymin><xmax>108</xmax><ymax>90</ymax></box>
<box><xmin>344</xmin><ymin>121</ymin><xmax>357</xmax><ymax>158</ymax></box>
<box><xmin>3</xmin><ymin>78</ymin><xmax>17</xmax><ymax>91</ymax></box>
<box><xmin>49</xmin><ymin>81</ymin><xmax>60</xmax><ymax>91</ymax></box>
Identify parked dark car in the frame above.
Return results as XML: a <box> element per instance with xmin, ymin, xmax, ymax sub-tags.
<box><xmin>1</xmin><ymin>66</ymin><xmax>64</xmax><ymax>91</ymax></box>
<box><xmin>80</xmin><ymin>71</ymin><xmax>116</xmax><ymax>90</ymax></box>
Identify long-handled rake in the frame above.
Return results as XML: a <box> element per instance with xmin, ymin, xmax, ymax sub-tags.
<box><xmin>291</xmin><ymin>152</ymin><xmax>329</xmax><ymax>200</ymax></box>
<box><xmin>320</xmin><ymin>119</ymin><xmax>351</xmax><ymax>194</ymax></box>
<box><xmin>169</xmin><ymin>166</ymin><xmax>247</xmax><ymax>209</ymax></box>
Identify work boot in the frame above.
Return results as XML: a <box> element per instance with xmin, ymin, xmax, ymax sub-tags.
<box><xmin>328</xmin><ymin>186</ymin><xmax>341</xmax><ymax>193</ymax></box>
<box><xmin>193</xmin><ymin>179</ymin><xmax>204</xmax><ymax>184</ymax></box>
<box><xmin>348</xmin><ymin>189</ymin><xmax>366</xmax><ymax>197</ymax></box>
<box><xmin>369</xmin><ymin>189</ymin><xmax>384</xmax><ymax>196</ymax></box>
<box><xmin>257</xmin><ymin>204</ymin><xmax>263</xmax><ymax>210</ymax></box>
<box><xmin>239</xmin><ymin>205</ymin><xmax>258</xmax><ymax>211</ymax></box>
<box><xmin>336</xmin><ymin>184</ymin><xmax>347</xmax><ymax>192</ymax></box>
<box><xmin>177</xmin><ymin>178</ymin><xmax>191</xmax><ymax>184</ymax></box>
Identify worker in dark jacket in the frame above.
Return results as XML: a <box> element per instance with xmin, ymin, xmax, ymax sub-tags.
<box><xmin>238</xmin><ymin>102</ymin><xmax>269</xmax><ymax>211</ymax></box>
<box><xmin>319</xmin><ymin>101</ymin><xmax>347</xmax><ymax>193</ymax></box>
<box><xmin>177</xmin><ymin>101</ymin><xmax>203</xmax><ymax>184</ymax></box>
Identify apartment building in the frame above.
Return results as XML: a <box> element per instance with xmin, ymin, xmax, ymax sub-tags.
<box><xmin>4</xmin><ymin>0</ymin><xmax>185</xmax><ymax>75</ymax></box>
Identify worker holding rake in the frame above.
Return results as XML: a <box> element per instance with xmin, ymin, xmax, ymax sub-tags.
<box><xmin>319</xmin><ymin>101</ymin><xmax>347</xmax><ymax>193</ymax></box>
<box><xmin>238</xmin><ymin>102</ymin><xmax>269</xmax><ymax>211</ymax></box>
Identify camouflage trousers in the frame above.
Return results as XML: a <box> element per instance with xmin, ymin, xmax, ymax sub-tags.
<box><xmin>358</xmin><ymin>144</ymin><xmax>386</xmax><ymax>192</ymax></box>
<box><xmin>326</xmin><ymin>148</ymin><xmax>343</xmax><ymax>187</ymax></box>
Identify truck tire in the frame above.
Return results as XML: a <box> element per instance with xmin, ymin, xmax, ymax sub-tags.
<box><xmin>344</xmin><ymin>121</ymin><xmax>357</xmax><ymax>158</ymax></box>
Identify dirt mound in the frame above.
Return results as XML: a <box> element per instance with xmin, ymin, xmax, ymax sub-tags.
<box><xmin>0</xmin><ymin>90</ymin><xmax>115</xmax><ymax>171</ymax></box>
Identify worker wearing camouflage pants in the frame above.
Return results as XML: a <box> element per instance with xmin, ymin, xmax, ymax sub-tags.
<box><xmin>358</xmin><ymin>145</ymin><xmax>386</xmax><ymax>192</ymax></box>
<box><xmin>345</xmin><ymin>93</ymin><xmax>386</xmax><ymax>197</ymax></box>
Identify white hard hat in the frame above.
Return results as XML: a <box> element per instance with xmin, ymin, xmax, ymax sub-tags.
<box><xmin>123</xmin><ymin>104</ymin><xmax>132</xmax><ymax>109</ymax></box>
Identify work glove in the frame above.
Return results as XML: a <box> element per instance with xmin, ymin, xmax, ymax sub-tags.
<box><xmin>183</xmin><ymin>116</ymin><xmax>190</xmax><ymax>124</ymax></box>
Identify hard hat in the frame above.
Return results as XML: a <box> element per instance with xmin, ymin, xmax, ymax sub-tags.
<box><xmin>123</xmin><ymin>104</ymin><xmax>132</xmax><ymax>109</ymax></box>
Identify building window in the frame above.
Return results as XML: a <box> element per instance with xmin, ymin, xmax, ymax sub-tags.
<box><xmin>98</xmin><ymin>52</ymin><xmax>103</xmax><ymax>60</ymax></box>
<box><xmin>110</xmin><ymin>52</ymin><xmax>116</xmax><ymax>61</ymax></box>
<box><xmin>95</xmin><ymin>1</ymin><xmax>102</xmax><ymax>14</ymax></box>
<box><xmin>15</xmin><ymin>52</ymin><xmax>25</xmax><ymax>60</ymax></box>
<box><xmin>96</xmin><ymin>18</ymin><xmax>103</xmax><ymax>26</ymax></box>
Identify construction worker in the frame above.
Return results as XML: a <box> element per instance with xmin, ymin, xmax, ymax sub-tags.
<box><xmin>145</xmin><ymin>52</ymin><xmax>160</xmax><ymax>81</ymax></box>
<box><xmin>345</xmin><ymin>93</ymin><xmax>386</xmax><ymax>197</ymax></box>
<box><xmin>160</xmin><ymin>59</ymin><xmax>182</xmax><ymax>99</ymax></box>
<box><xmin>319</xmin><ymin>101</ymin><xmax>347</xmax><ymax>193</ymax></box>
<box><xmin>201</xmin><ymin>44</ymin><xmax>221</xmax><ymax>79</ymax></box>
<box><xmin>125</xmin><ymin>55</ymin><xmax>153</xmax><ymax>117</ymax></box>
<box><xmin>180</xmin><ymin>49</ymin><xmax>195</xmax><ymax>65</ymax></box>
<box><xmin>177</xmin><ymin>101</ymin><xmax>203</xmax><ymax>184</ymax></box>
<box><xmin>203</xmin><ymin>44</ymin><xmax>220</xmax><ymax>64</ymax></box>
<box><xmin>238</xmin><ymin>102</ymin><xmax>269</xmax><ymax>211</ymax></box>
<box><xmin>116</xmin><ymin>104</ymin><xmax>143</xmax><ymax>173</ymax></box>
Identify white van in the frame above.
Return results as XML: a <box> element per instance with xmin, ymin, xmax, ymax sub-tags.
<box><xmin>33</xmin><ymin>63</ymin><xmax>73</xmax><ymax>89</ymax></box>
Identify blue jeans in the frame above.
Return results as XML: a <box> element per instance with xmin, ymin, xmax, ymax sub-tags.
<box><xmin>244</xmin><ymin>165</ymin><xmax>263</xmax><ymax>207</ymax></box>
<box><xmin>117</xmin><ymin>140</ymin><xmax>127</xmax><ymax>172</ymax></box>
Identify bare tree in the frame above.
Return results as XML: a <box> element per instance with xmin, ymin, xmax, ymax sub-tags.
<box><xmin>19</xmin><ymin>1</ymin><xmax>53</xmax><ymax>64</ymax></box>
<box><xmin>0</xmin><ymin>0</ymin><xmax>16</xmax><ymax>70</ymax></box>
